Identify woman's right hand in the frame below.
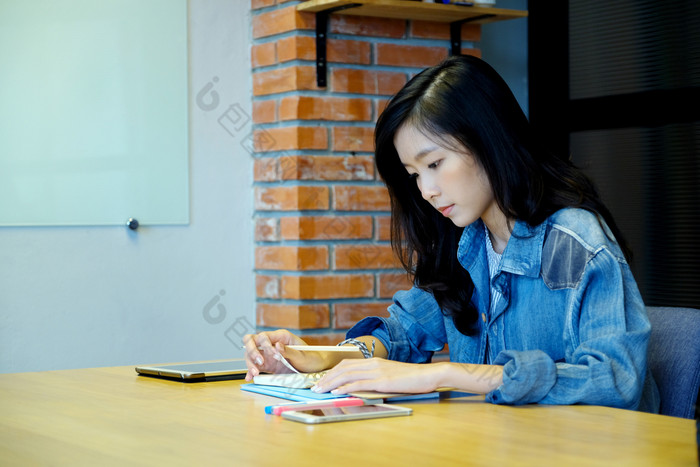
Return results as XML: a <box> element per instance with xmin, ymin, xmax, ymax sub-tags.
<box><xmin>242</xmin><ymin>330</ymin><xmax>328</xmax><ymax>381</ymax></box>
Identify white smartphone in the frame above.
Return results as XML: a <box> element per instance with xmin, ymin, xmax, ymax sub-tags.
<box><xmin>281</xmin><ymin>404</ymin><xmax>412</xmax><ymax>424</ymax></box>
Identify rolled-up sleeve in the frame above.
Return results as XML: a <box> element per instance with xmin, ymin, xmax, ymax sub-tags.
<box><xmin>346</xmin><ymin>287</ymin><xmax>447</xmax><ymax>363</ymax></box>
<box><xmin>486</xmin><ymin>350</ymin><xmax>557</xmax><ymax>404</ymax></box>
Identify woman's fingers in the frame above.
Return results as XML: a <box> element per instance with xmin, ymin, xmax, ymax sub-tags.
<box><xmin>242</xmin><ymin>330</ymin><xmax>307</xmax><ymax>380</ymax></box>
<box><xmin>243</xmin><ymin>333</ymin><xmax>272</xmax><ymax>368</ymax></box>
<box><xmin>312</xmin><ymin>358</ymin><xmax>379</xmax><ymax>393</ymax></box>
<box><xmin>242</xmin><ymin>334</ymin><xmax>263</xmax><ymax>381</ymax></box>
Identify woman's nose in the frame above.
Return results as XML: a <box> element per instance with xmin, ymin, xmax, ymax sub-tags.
<box><xmin>417</xmin><ymin>176</ymin><xmax>439</xmax><ymax>201</ymax></box>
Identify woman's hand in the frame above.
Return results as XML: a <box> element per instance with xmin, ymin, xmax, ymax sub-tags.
<box><xmin>242</xmin><ymin>330</ymin><xmax>329</xmax><ymax>381</ymax></box>
<box><xmin>311</xmin><ymin>359</ymin><xmax>504</xmax><ymax>395</ymax></box>
<box><xmin>311</xmin><ymin>358</ymin><xmax>443</xmax><ymax>395</ymax></box>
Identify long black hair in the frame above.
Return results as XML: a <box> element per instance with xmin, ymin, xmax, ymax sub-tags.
<box><xmin>375</xmin><ymin>55</ymin><xmax>630</xmax><ymax>336</ymax></box>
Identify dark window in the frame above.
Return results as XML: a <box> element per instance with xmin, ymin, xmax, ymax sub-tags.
<box><xmin>529</xmin><ymin>0</ymin><xmax>700</xmax><ymax>308</ymax></box>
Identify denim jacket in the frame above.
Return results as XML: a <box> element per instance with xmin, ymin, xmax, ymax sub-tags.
<box><xmin>348</xmin><ymin>208</ymin><xmax>660</xmax><ymax>411</ymax></box>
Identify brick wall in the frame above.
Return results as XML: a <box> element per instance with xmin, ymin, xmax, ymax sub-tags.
<box><xmin>251</xmin><ymin>0</ymin><xmax>481</xmax><ymax>345</ymax></box>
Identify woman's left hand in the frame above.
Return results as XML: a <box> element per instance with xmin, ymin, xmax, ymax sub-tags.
<box><xmin>312</xmin><ymin>358</ymin><xmax>442</xmax><ymax>395</ymax></box>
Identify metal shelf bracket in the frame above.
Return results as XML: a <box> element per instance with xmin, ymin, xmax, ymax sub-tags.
<box><xmin>315</xmin><ymin>4</ymin><xmax>361</xmax><ymax>87</ymax></box>
<box><xmin>450</xmin><ymin>14</ymin><xmax>494</xmax><ymax>55</ymax></box>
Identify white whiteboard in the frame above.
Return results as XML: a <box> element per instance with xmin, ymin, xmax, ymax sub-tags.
<box><xmin>0</xmin><ymin>0</ymin><xmax>189</xmax><ymax>226</ymax></box>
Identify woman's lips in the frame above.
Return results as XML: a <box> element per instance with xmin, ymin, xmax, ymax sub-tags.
<box><xmin>437</xmin><ymin>204</ymin><xmax>454</xmax><ymax>216</ymax></box>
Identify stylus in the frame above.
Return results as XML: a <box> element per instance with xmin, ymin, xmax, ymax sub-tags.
<box><xmin>265</xmin><ymin>397</ymin><xmax>371</xmax><ymax>415</ymax></box>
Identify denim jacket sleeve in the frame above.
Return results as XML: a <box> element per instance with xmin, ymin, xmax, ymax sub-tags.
<box><xmin>486</xmin><ymin>245</ymin><xmax>651</xmax><ymax>410</ymax></box>
<box><xmin>347</xmin><ymin>287</ymin><xmax>447</xmax><ymax>363</ymax></box>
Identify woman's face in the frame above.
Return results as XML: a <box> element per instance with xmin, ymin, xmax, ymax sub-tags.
<box><xmin>394</xmin><ymin>123</ymin><xmax>498</xmax><ymax>228</ymax></box>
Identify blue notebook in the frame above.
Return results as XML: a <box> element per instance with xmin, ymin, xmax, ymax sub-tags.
<box><xmin>240</xmin><ymin>383</ymin><xmax>470</xmax><ymax>403</ymax></box>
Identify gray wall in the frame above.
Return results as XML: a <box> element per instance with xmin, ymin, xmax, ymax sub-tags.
<box><xmin>0</xmin><ymin>0</ymin><xmax>530</xmax><ymax>374</ymax></box>
<box><xmin>0</xmin><ymin>0</ymin><xmax>255</xmax><ymax>373</ymax></box>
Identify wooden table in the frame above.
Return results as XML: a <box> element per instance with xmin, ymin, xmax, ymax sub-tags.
<box><xmin>0</xmin><ymin>365</ymin><xmax>696</xmax><ymax>466</ymax></box>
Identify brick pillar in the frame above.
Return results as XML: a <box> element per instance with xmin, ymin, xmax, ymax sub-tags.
<box><xmin>251</xmin><ymin>0</ymin><xmax>481</xmax><ymax>345</ymax></box>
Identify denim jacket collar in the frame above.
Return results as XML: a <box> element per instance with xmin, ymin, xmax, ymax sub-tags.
<box><xmin>457</xmin><ymin>218</ymin><xmax>546</xmax><ymax>279</ymax></box>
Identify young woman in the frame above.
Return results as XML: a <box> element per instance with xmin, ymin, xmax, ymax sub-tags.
<box><xmin>243</xmin><ymin>55</ymin><xmax>659</xmax><ymax>412</ymax></box>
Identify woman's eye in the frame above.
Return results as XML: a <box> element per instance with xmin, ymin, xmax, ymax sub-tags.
<box><xmin>428</xmin><ymin>159</ymin><xmax>442</xmax><ymax>169</ymax></box>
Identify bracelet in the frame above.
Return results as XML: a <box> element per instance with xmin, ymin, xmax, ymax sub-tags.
<box><xmin>337</xmin><ymin>338</ymin><xmax>375</xmax><ymax>358</ymax></box>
